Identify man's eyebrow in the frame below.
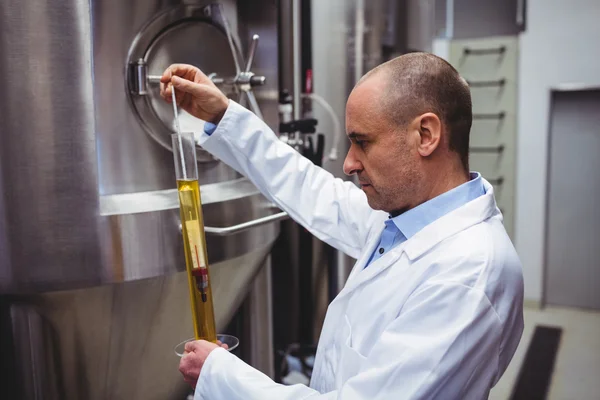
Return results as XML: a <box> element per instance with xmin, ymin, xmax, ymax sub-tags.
<box><xmin>348</xmin><ymin>132</ymin><xmax>369</xmax><ymax>140</ymax></box>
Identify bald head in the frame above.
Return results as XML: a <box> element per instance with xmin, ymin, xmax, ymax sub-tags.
<box><xmin>360</xmin><ymin>52</ymin><xmax>472</xmax><ymax>172</ymax></box>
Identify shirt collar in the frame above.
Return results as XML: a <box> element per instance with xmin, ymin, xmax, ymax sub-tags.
<box><xmin>390</xmin><ymin>172</ymin><xmax>485</xmax><ymax>239</ymax></box>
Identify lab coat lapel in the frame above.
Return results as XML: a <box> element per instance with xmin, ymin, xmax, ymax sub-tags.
<box><xmin>345</xmin><ymin>234</ymin><xmax>379</xmax><ymax>283</ymax></box>
<box><xmin>334</xmin><ymin>234</ymin><xmax>403</xmax><ymax>302</ymax></box>
<box><xmin>345</xmin><ymin>249</ymin><xmax>403</xmax><ymax>294</ymax></box>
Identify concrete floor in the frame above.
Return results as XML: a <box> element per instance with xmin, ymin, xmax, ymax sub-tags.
<box><xmin>490</xmin><ymin>305</ymin><xmax>600</xmax><ymax>400</ymax></box>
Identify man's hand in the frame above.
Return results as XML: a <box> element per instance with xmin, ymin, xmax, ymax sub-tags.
<box><xmin>179</xmin><ymin>339</ymin><xmax>229</xmax><ymax>388</ymax></box>
<box><xmin>160</xmin><ymin>64</ymin><xmax>229</xmax><ymax>124</ymax></box>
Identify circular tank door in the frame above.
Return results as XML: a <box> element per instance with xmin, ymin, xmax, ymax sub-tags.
<box><xmin>126</xmin><ymin>4</ymin><xmax>241</xmax><ymax>161</ymax></box>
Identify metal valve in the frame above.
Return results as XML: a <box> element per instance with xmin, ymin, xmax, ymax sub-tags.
<box><xmin>129</xmin><ymin>3</ymin><xmax>266</xmax><ymax>120</ymax></box>
<box><xmin>207</xmin><ymin>33</ymin><xmax>267</xmax><ymax>119</ymax></box>
<box><xmin>210</xmin><ymin>35</ymin><xmax>265</xmax><ymax>88</ymax></box>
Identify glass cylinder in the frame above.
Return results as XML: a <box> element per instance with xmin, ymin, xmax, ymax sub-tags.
<box><xmin>171</xmin><ymin>132</ymin><xmax>217</xmax><ymax>342</ymax></box>
<box><xmin>172</xmin><ymin>131</ymin><xmax>199</xmax><ymax>181</ymax></box>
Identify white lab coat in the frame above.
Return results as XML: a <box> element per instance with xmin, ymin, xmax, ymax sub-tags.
<box><xmin>192</xmin><ymin>101</ymin><xmax>524</xmax><ymax>400</ymax></box>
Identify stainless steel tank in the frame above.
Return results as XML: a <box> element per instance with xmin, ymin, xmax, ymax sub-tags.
<box><xmin>0</xmin><ymin>0</ymin><xmax>281</xmax><ymax>398</ymax></box>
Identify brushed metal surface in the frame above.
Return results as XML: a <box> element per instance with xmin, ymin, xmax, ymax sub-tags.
<box><xmin>6</xmin><ymin>244</ymin><xmax>271</xmax><ymax>400</ymax></box>
<box><xmin>99</xmin><ymin>178</ymin><xmax>260</xmax><ymax>216</ymax></box>
<box><xmin>0</xmin><ymin>0</ymin><xmax>104</xmax><ymax>292</ymax></box>
<box><xmin>0</xmin><ymin>0</ymin><xmax>280</xmax><ymax>292</ymax></box>
<box><xmin>0</xmin><ymin>0</ymin><xmax>281</xmax><ymax>398</ymax></box>
<box><xmin>98</xmin><ymin>193</ymin><xmax>280</xmax><ymax>282</ymax></box>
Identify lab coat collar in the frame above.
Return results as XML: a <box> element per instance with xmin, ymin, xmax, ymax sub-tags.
<box><xmin>337</xmin><ymin>178</ymin><xmax>498</xmax><ymax>300</ymax></box>
<box><xmin>403</xmin><ymin>177</ymin><xmax>498</xmax><ymax>260</ymax></box>
<box><xmin>391</xmin><ymin>172</ymin><xmax>485</xmax><ymax>239</ymax></box>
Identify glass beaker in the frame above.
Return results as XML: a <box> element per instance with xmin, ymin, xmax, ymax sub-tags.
<box><xmin>174</xmin><ymin>334</ymin><xmax>240</xmax><ymax>357</ymax></box>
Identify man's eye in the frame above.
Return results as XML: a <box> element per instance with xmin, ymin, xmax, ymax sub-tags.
<box><xmin>349</xmin><ymin>136</ymin><xmax>367</xmax><ymax>148</ymax></box>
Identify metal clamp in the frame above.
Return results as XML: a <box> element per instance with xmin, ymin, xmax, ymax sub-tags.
<box><xmin>130</xmin><ymin>59</ymin><xmax>149</xmax><ymax>95</ymax></box>
<box><xmin>473</xmin><ymin>112</ymin><xmax>506</xmax><ymax>120</ymax></box>
<box><xmin>203</xmin><ymin>211</ymin><xmax>289</xmax><ymax>236</ymax></box>
<box><xmin>463</xmin><ymin>46</ymin><xmax>506</xmax><ymax>56</ymax></box>
<box><xmin>128</xmin><ymin>60</ymin><xmax>161</xmax><ymax>95</ymax></box>
<box><xmin>470</xmin><ymin>145</ymin><xmax>505</xmax><ymax>154</ymax></box>
<box><xmin>467</xmin><ymin>78</ymin><xmax>506</xmax><ymax>88</ymax></box>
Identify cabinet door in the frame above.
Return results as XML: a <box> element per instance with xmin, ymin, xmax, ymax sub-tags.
<box><xmin>545</xmin><ymin>89</ymin><xmax>600</xmax><ymax>311</ymax></box>
<box><xmin>448</xmin><ymin>36</ymin><xmax>519</xmax><ymax>239</ymax></box>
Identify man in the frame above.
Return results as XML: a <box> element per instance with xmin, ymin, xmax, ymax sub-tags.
<box><xmin>160</xmin><ymin>52</ymin><xmax>524</xmax><ymax>399</ymax></box>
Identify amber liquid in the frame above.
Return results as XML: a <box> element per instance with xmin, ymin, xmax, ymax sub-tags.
<box><xmin>177</xmin><ymin>179</ymin><xmax>217</xmax><ymax>342</ymax></box>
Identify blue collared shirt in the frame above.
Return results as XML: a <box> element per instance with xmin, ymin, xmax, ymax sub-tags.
<box><xmin>366</xmin><ymin>173</ymin><xmax>486</xmax><ymax>266</ymax></box>
<box><xmin>204</xmin><ymin>122</ymin><xmax>218</xmax><ymax>135</ymax></box>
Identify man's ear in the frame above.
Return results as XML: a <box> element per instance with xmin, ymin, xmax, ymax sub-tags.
<box><xmin>416</xmin><ymin>112</ymin><xmax>442</xmax><ymax>157</ymax></box>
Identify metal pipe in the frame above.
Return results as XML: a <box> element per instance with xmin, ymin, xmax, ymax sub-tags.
<box><xmin>219</xmin><ymin>3</ymin><xmax>243</xmax><ymax>75</ymax></box>
<box><xmin>203</xmin><ymin>211</ymin><xmax>289</xmax><ymax>236</ymax></box>
<box><xmin>445</xmin><ymin>0</ymin><xmax>454</xmax><ymax>38</ymax></box>
<box><xmin>246</xmin><ymin>256</ymin><xmax>275</xmax><ymax>378</ymax></box>
<box><xmin>292</xmin><ymin>0</ymin><xmax>302</xmax><ymax>120</ymax></box>
<box><xmin>245</xmin><ymin>34</ymin><xmax>260</xmax><ymax>73</ymax></box>
<box><xmin>354</xmin><ymin>0</ymin><xmax>365</xmax><ymax>83</ymax></box>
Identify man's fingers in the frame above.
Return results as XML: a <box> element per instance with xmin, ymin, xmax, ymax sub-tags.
<box><xmin>215</xmin><ymin>340</ymin><xmax>229</xmax><ymax>350</ymax></box>
<box><xmin>160</xmin><ymin>68</ymin><xmax>172</xmax><ymax>84</ymax></box>
<box><xmin>160</xmin><ymin>64</ymin><xmax>198</xmax><ymax>101</ymax></box>
<box><xmin>160</xmin><ymin>81</ymin><xmax>180</xmax><ymax>104</ymax></box>
<box><xmin>179</xmin><ymin>354</ymin><xmax>200</xmax><ymax>379</ymax></box>
<box><xmin>161</xmin><ymin>83</ymin><xmax>173</xmax><ymax>103</ymax></box>
<box><xmin>184</xmin><ymin>340</ymin><xmax>201</xmax><ymax>353</ymax></box>
<box><xmin>161</xmin><ymin>64</ymin><xmax>195</xmax><ymax>82</ymax></box>
<box><xmin>171</xmin><ymin>76</ymin><xmax>208</xmax><ymax>98</ymax></box>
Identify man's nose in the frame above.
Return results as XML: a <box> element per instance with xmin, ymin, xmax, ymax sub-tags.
<box><xmin>343</xmin><ymin>148</ymin><xmax>362</xmax><ymax>176</ymax></box>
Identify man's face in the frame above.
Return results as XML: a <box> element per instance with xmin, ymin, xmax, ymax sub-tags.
<box><xmin>343</xmin><ymin>75</ymin><xmax>423</xmax><ymax>213</ymax></box>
